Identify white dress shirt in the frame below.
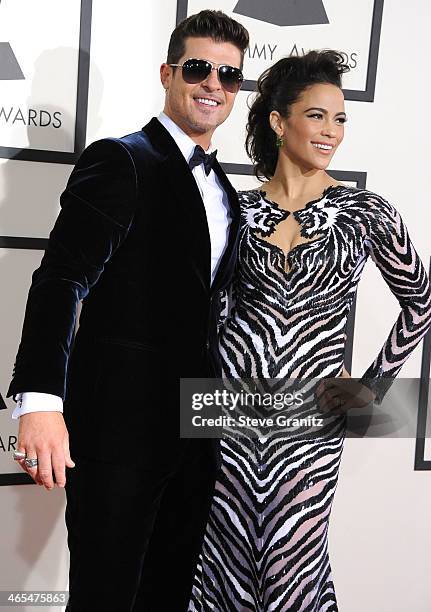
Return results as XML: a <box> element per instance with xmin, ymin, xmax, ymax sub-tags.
<box><xmin>13</xmin><ymin>112</ymin><xmax>231</xmax><ymax>418</ymax></box>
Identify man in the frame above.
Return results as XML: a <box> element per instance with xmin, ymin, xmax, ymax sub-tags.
<box><xmin>6</xmin><ymin>10</ymin><xmax>249</xmax><ymax>610</ymax></box>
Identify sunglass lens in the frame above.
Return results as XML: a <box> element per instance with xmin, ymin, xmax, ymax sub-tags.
<box><xmin>218</xmin><ymin>65</ymin><xmax>244</xmax><ymax>93</ymax></box>
<box><xmin>181</xmin><ymin>59</ymin><xmax>211</xmax><ymax>84</ymax></box>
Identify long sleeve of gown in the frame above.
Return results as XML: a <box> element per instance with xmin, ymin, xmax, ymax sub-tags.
<box><xmin>360</xmin><ymin>194</ymin><xmax>431</xmax><ymax>402</ymax></box>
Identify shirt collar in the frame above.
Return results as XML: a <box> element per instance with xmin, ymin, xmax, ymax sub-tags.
<box><xmin>157</xmin><ymin>111</ymin><xmax>214</xmax><ymax>163</ymax></box>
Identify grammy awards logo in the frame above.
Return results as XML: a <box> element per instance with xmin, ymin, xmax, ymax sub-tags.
<box><xmin>177</xmin><ymin>0</ymin><xmax>383</xmax><ymax>101</ymax></box>
<box><xmin>0</xmin><ymin>0</ymin><xmax>92</xmax><ymax>164</ymax></box>
<box><xmin>0</xmin><ymin>0</ymin><xmax>24</xmax><ymax>79</ymax></box>
<box><xmin>233</xmin><ymin>0</ymin><xmax>329</xmax><ymax>27</ymax></box>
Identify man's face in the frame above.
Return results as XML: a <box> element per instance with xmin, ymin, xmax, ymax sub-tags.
<box><xmin>160</xmin><ymin>37</ymin><xmax>242</xmax><ymax>143</ymax></box>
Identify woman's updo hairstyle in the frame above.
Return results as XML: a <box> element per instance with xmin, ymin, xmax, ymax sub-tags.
<box><xmin>246</xmin><ymin>50</ymin><xmax>349</xmax><ymax>180</ymax></box>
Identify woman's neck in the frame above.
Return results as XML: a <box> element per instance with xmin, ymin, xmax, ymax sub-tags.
<box><xmin>264</xmin><ymin>157</ymin><xmax>335</xmax><ymax>203</ymax></box>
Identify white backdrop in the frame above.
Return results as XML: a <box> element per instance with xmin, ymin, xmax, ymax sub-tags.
<box><xmin>0</xmin><ymin>1</ymin><xmax>430</xmax><ymax>610</ymax></box>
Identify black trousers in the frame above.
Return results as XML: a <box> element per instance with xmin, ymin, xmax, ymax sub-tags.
<box><xmin>64</xmin><ymin>438</ymin><xmax>217</xmax><ymax>612</ymax></box>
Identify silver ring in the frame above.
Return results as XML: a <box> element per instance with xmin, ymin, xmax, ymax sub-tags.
<box><xmin>13</xmin><ymin>451</ymin><xmax>26</xmax><ymax>461</ymax></box>
<box><xmin>24</xmin><ymin>458</ymin><xmax>38</xmax><ymax>468</ymax></box>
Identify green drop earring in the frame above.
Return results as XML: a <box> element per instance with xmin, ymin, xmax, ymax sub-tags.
<box><xmin>275</xmin><ymin>135</ymin><xmax>284</xmax><ymax>148</ymax></box>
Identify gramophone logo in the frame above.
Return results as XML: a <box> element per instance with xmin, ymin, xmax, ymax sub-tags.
<box><xmin>0</xmin><ymin>0</ymin><xmax>24</xmax><ymax>79</ymax></box>
<box><xmin>233</xmin><ymin>0</ymin><xmax>329</xmax><ymax>27</ymax></box>
<box><xmin>177</xmin><ymin>0</ymin><xmax>384</xmax><ymax>102</ymax></box>
<box><xmin>0</xmin><ymin>0</ymin><xmax>92</xmax><ymax>164</ymax></box>
<box><xmin>0</xmin><ymin>43</ymin><xmax>24</xmax><ymax>80</ymax></box>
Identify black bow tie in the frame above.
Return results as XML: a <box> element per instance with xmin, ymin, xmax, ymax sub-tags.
<box><xmin>188</xmin><ymin>145</ymin><xmax>217</xmax><ymax>176</ymax></box>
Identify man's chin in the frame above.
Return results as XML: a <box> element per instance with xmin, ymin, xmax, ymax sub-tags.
<box><xmin>189</xmin><ymin>119</ymin><xmax>220</xmax><ymax>134</ymax></box>
<box><xmin>188</xmin><ymin>111</ymin><xmax>227</xmax><ymax>133</ymax></box>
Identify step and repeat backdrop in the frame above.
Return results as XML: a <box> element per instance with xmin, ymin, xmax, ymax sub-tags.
<box><xmin>0</xmin><ymin>0</ymin><xmax>430</xmax><ymax>610</ymax></box>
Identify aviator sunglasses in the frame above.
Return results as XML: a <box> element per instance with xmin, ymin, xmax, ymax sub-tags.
<box><xmin>169</xmin><ymin>58</ymin><xmax>244</xmax><ymax>93</ymax></box>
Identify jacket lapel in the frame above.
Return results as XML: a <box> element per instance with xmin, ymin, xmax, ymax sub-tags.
<box><xmin>142</xmin><ymin>118</ymin><xmax>211</xmax><ymax>290</ymax></box>
<box><xmin>211</xmin><ymin>160</ymin><xmax>240</xmax><ymax>293</ymax></box>
<box><xmin>142</xmin><ymin>118</ymin><xmax>241</xmax><ymax>294</ymax></box>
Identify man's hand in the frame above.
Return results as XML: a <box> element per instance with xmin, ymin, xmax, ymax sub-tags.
<box><xmin>16</xmin><ymin>412</ymin><xmax>75</xmax><ymax>489</ymax></box>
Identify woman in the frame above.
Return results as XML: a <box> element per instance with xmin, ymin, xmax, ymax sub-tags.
<box><xmin>190</xmin><ymin>51</ymin><xmax>431</xmax><ymax>611</ymax></box>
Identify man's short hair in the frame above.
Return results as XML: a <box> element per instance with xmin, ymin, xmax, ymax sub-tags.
<box><xmin>167</xmin><ymin>10</ymin><xmax>249</xmax><ymax>68</ymax></box>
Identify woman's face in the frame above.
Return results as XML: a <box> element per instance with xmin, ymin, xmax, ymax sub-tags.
<box><xmin>272</xmin><ymin>83</ymin><xmax>346</xmax><ymax>171</ymax></box>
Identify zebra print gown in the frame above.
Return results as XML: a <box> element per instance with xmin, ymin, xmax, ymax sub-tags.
<box><xmin>189</xmin><ymin>185</ymin><xmax>431</xmax><ymax>611</ymax></box>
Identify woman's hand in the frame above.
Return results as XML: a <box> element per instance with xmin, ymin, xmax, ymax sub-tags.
<box><xmin>315</xmin><ymin>366</ymin><xmax>376</xmax><ymax>414</ymax></box>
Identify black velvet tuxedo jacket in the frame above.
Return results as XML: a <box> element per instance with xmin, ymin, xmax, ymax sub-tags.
<box><xmin>7</xmin><ymin>118</ymin><xmax>240</xmax><ymax>461</ymax></box>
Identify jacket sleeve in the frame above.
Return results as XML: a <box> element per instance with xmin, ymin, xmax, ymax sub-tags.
<box><xmin>7</xmin><ymin>138</ymin><xmax>138</xmax><ymax>400</ymax></box>
<box><xmin>360</xmin><ymin>194</ymin><xmax>431</xmax><ymax>402</ymax></box>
